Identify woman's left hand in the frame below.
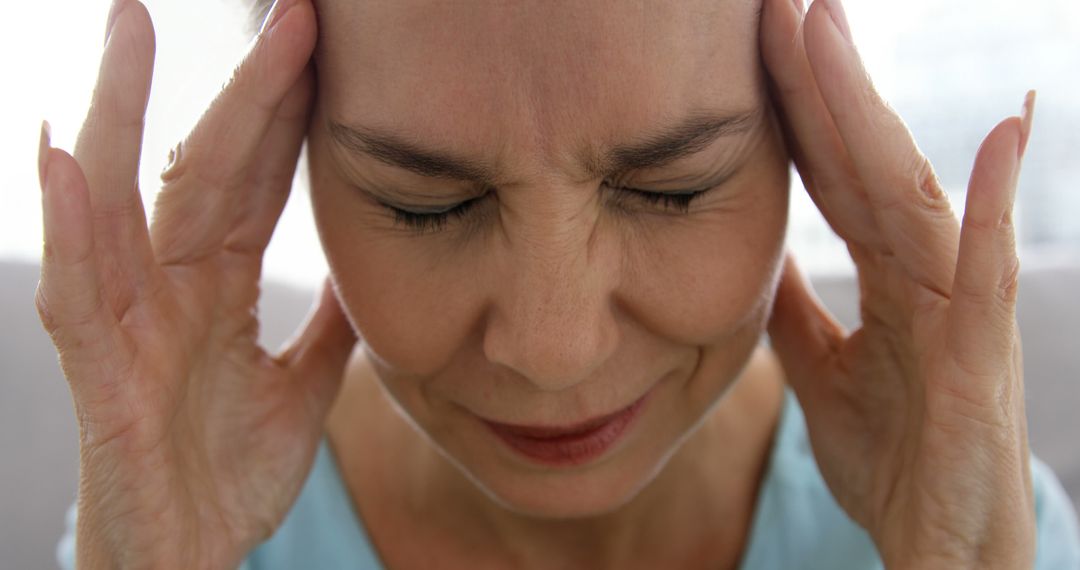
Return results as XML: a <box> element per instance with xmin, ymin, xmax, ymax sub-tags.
<box><xmin>760</xmin><ymin>0</ymin><xmax>1036</xmax><ymax>567</ymax></box>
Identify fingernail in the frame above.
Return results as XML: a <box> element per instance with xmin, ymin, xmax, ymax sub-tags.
<box><xmin>821</xmin><ymin>0</ymin><xmax>852</xmax><ymax>43</ymax></box>
<box><xmin>1018</xmin><ymin>89</ymin><xmax>1036</xmax><ymax>159</ymax></box>
<box><xmin>38</xmin><ymin>120</ymin><xmax>52</xmax><ymax>192</ymax></box>
<box><xmin>104</xmin><ymin>0</ymin><xmax>126</xmax><ymax>46</ymax></box>
<box><xmin>259</xmin><ymin>0</ymin><xmax>294</xmax><ymax>36</ymax></box>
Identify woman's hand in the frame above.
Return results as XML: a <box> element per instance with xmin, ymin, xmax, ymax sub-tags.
<box><xmin>35</xmin><ymin>0</ymin><xmax>356</xmax><ymax>567</ymax></box>
<box><xmin>761</xmin><ymin>0</ymin><xmax>1036</xmax><ymax>567</ymax></box>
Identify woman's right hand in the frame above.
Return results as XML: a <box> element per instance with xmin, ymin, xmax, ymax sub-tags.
<box><xmin>35</xmin><ymin>0</ymin><xmax>357</xmax><ymax>567</ymax></box>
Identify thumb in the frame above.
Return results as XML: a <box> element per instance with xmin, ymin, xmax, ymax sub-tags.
<box><xmin>767</xmin><ymin>254</ymin><xmax>845</xmax><ymax>403</ymax></box>
<box><xmin>279</xmin><ymin>277</ymin><xmax>359</xmax><ymax>417</ymax></box>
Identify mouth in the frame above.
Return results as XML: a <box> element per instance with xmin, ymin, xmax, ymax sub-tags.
<box><xmin>481</xmin><ymin>388</ymin><xmax>654</xmax><ymax>468</ymax></box>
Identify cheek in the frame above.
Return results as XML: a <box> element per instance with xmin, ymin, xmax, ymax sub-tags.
<box><xmin>619</xmin><ymin>172</ymin><xmax>789</xmax><ymax>345</ymax></box>
<box><xmin>309</xmin><ymin>154</ymin><xmax>485</xmax><ymax>378</ymax></box>
<box><xmin>335</xmin><ymin>255</ymin><xmax>481</xmax><ymax>374</ymax></box>
<box><xmin>316</xmin><ymin>230</ymin><xmax>486</xmax><ymax>377</ymax></box>
<box><xmin>313</xmin><ymin>187</ymin><xmax>787</xmax><ymax>386</ymax></box>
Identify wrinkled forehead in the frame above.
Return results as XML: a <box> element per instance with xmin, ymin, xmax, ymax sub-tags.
<box><xmin>313</xmin><ymin>0</ymin><xmax>764</xmax><ymax>178</ymax></box>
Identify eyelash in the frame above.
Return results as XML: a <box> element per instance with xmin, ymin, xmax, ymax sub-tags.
<box><xmin>387</xmin><ymin>199</ymin><xmax>478</xmax><ymax>233</ymax></box>
<box><xmin>384</xmin><ymin>186</ymin><xmax>710</xmax><ymax>233</ymax></box>
<box><xmin>617</xmin><ymin>187</ymin><xmax>704</xmax><ymax>213</ymax></box>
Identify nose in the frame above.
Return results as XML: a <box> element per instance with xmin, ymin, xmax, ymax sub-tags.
<box><xmin>482</xmin><ymin>219</ymin><xmax>620</xmax><ymax>392</ymax></box>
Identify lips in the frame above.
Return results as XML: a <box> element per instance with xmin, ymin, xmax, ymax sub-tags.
<box><xmin>481</xmin><ymin>390</ymin><xmax>653</xmax><ymax>467</ymax></box>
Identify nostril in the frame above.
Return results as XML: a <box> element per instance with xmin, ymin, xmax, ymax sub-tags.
<box><xmin>481</xmin><ymin>303</ymin><xmax>619</xmax><ymax>393</ymax></box>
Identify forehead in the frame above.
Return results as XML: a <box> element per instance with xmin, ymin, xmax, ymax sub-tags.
<box><xmin>314</xmin><ymin>0</ymin><xmax>764</xmax><ymax>179</ymax></box>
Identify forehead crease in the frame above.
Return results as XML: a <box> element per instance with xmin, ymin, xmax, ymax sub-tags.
<box><xmin>318</xmin><ymin>0</ymin><xmax>763</xmax><ymax>177</ymax></box>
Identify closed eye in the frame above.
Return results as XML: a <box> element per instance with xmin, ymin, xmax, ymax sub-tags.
<box><xmin>612</xmin><ymin>186</ymin><xmax>710</xmax><ymax>213</ymax></box>
<box><xmin>380</xmin><ymin>196</ymin><xmax>483</xmax><ymax>234</ymax></box>
<box><xmin>380</xmin><ymin>185</ymin><xmax>713</xmax><ymax>234</ymax></box>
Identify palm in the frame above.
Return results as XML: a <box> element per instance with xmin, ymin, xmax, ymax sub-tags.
<box><xmin>760</xmin><ymin>0</ymin><xmax>1035</xmax><ymax>564</ymax></box>
<box><xmin>789</xmin><ymin>250</ymin><xmax>1007</xmax><ymax>530</ymax></box>
<box><xmin>88</xmin><ymin>261</ymin><xmax>320</xmax><ymax>545</ymax></box>
<box><xmin>35</xmin><ymin>1</ymin><xmax>356</xmax><ymax>565</ymax></box>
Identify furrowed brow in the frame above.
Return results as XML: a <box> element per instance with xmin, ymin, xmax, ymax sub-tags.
<box><xmin>328</xmin><ymin>107</ymin><xmax>760</xmax><ymax>184</ymax></box>
<box><xmin>594</xmin><ymin>109</ymin><xmax>761</xmax><ymax>176</ymax></box>
<box><xmin>328</xmin><ymin>122</ymin><xmax>499</xmax><ymax>186</ymax></box>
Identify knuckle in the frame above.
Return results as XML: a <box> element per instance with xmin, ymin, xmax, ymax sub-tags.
<box><xmin>881</xmin><ymin>151</ymin><xmax>954</xmax><ymax>219</ymax></box>
<box><xmin>954</xmin><ymin>264</ymin><xmax>1018</xmax><ymax>314</ymax></box>
<box><xmin>34</xmin><ymin>281</ymin><xmax>59</xmax><ymax>336</ymax></box>
<box><xmin>158</xmin><ymin>140</ymin><xmax>245</xmax><ymax>200</ymax></box>
<box><xmin>960</xmin><ymin>211</ymin><xmax>1001</xmax><ymax>235</ymax></box>
<box><xmin>39</xmin><ymin>282</ymin><xmax>107</xmax><ymax>335</ymax></box>
<box><xmin>89</xmin><ymin>194</ymin><xmax>147</xmax><ymax>230</ymax></box>
<box><xmin>909</xmin><ymin>153</ymin><xmax>950</xmax><ymax>209</ymax></box>
<box><xmin>952</xmin><ymin>274</ymin><xmax>994</xmax><ymax>307</ymax></box>
<box><xmin>159</xmin><ymin>141</ymin><xmax>186</xmax><ymax>184</ymax></box>
<box><xmin>998</xmin><ymin>254</ymin><xmax>1020</xmax><ymax>306</ymax></box>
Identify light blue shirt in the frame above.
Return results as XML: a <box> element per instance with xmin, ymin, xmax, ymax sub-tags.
<box><xmin>58</xmin><ymin>389</ymin><xmax>1080</xmax><ymax>569</ymax></box>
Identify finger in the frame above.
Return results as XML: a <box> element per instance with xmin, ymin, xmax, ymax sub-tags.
<box><xmin>73</xmin><ymin>0</ymin><xmax>157</xmax><ymax>293</ymax></box>
<box><xmin>803</xmin><ymin>0</ymin><xmax>961</xmax><ymax>298</ymax></box>
<box><xmin>279</xmin><ymin>278</ymin><xmax>359</xmax><ymax>417</ymax></box>
<box><xmin>151</xmin><ymin>0</ymin><xmax>317</xmax><ymax>266</ymax></box>
<box><xmin>947</xmin><ymin>93</ymin><xmax>1033</xmax><ymax>380</ymax></box>
<box><xmin>760</xmin><ymin>0</ymin><xmax>886</xmax><ymax>252</ymax></box>
<box><xmin>37</xmin><ymin>142</ymin><xmax>132</xmax><ymax>393</ymax></box>
<box><xmin>38</xmin><ymin>141</ymin><xmax>107</xmax><ymax>345</ymax></box>
<box><xmin>221</xmin><ymin>64</ymin><xmax>315</xmax><ymax>257</ymax></box>
<box><xmin>767</xmin><ymin>254</ymin><xmax>846</xmax><ymax>405</ymax></box>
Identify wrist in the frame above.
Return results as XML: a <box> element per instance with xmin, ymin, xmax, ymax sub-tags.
<box><xmin>74</xmin><ymin>503</ymin><xmax>252</xmax><ymax>570</ymax></box>
<box><xmin>880</xmin><ymin>540</ymin><xmax>1034</xmax><ymax>570</ymax></box>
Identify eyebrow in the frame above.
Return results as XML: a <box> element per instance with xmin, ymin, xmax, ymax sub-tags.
<box><xmin>327</xmin><ymin>108</ymin><xmax>760</xmax><ymax>185</ymax></box>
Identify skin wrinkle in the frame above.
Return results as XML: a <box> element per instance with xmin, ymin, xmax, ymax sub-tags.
<box><xmin>325</xmin><ymin>108</ymin><xmax>766</xmax><ymax>236</ymax></box>
<box><xmin>326</xmin><ymin>110</ymin><xmax>761</xmax><ymax>195</ymax></box>
<box><xmin>307</xmin><ymin>0</ymin><xmax>789</xmax><ymax>567</ymax></box>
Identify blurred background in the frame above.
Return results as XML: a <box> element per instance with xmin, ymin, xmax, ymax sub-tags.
<box><xmin>2</xmin><ymin>0</ymin><xmax>1078</xmax><ymax>285</ymax></box>
<box><xmin>1</xmin><ymin>0</ymin><xmax>1077</xmax><ymax>567</ymax></box>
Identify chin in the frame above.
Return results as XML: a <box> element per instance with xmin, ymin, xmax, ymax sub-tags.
<box><xmin>428</xmin><ymin>392</ymin><xmax>695</xmax><ymax>520</ymax></box>
<box><xmin>457</xmin><ymin>451</ymin><xmax>671</xmax><ymax>519</ymax></box>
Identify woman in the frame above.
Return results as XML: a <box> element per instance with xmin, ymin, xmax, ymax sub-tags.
<box><xmin>41</xmin><ymin>0</ymin><xmax>1079</xmax><ymax>567</ymax></box>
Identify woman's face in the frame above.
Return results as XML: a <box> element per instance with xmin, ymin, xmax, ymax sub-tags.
<box><xmin>307</xmin><ymin>0</ymin><xmax>789</xmax><ymax>518</ymax></box>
